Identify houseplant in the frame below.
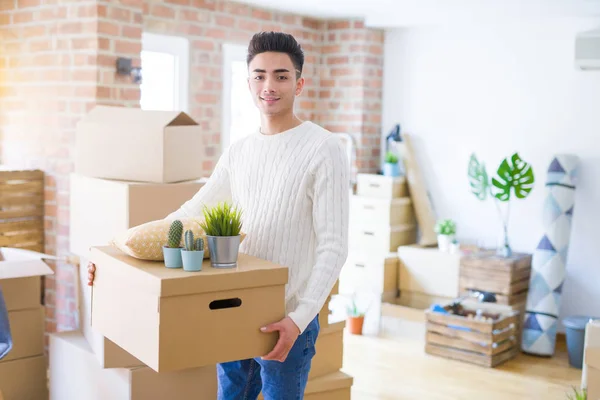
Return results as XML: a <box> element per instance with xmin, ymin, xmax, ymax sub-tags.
<box><xmin>199</xmin><ymin>201</ymin><xmax>243</xmax><ymax>269</ymax></box>
<box><xmin>468</xmin><ymin>152</ymin><xmax>535</xmax><ymax>257</ymax></box>
<box><xmin>346</xmin><ymin>297</ymin><xmax>366</xmax><ymax>335</ymax></box>
<box><xmin>565</xmin><ymin>387</ymin><xmax>587</xmax><ymax>400</ymax></box>
<box><xmin>434</xmin><ymin>218</ymin><xmax>457</xmax><ymax>252</ymax></box>
<box><xmin>163</xmin><ymin>219</ymin><xmax>183</xmax><ymax>268</ymax></box>
<box><xmin>181</xmin><ymin>229</ymin><xmax>204</xmax><ymax>272</ymax></box>
<box><xmin>383</xmin><ymin>151</ymin><xmax>401</xmax><ymax>177</ymax></box>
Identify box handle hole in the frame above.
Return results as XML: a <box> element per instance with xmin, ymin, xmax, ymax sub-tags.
<box><xmin>209</xmin><ymin>298</ymin><xmax>242</xmax><ymax>310</ymax></box>
<box><xmin>355</xmin><ymin>263</ymin><xmax>365</xmax><ymax>268</ymax></box>
<box><xmin>369</xmin><ymin>183</ymin><xmax>380</xmax><ymax>188</ymax></box>
<box><xmin>363</xmin><ymin>205</ymin><xmax>375</xmax><ymax>210</ymax></box>
<box><xmin>364</xmin><ymin>231</ymin><xmax>374</xmax><ymax>236</ymax></box>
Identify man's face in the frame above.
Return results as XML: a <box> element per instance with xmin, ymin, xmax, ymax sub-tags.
<box><xmin>247</xmin><ymin>51</ymin><xmax>304</xmax><ymax>117</ymax></box>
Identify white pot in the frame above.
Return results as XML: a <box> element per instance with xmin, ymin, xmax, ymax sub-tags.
<box><xmin>437</xmin><ymin>234</ymin><xmax>454</xmax><ymax>252</ymax></box>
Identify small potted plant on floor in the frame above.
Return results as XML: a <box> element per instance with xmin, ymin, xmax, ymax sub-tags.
<box><xmin>181</xmin><ymin>229</ymin><xmax>204</xmax><ymax>272</ymax></box>
<box><xmin>435</xmin><ymin>218</ymin><xmax>457</xmax><ymax>253</ymax></box>
<box><xmin>346</xmin><ymin>297</ymin><xmax>366</xmax><ymax>335</ymax></box>
<box><xmin>163</xmin><ymin>219</ymin><xmax>183</xmax><ymax>268</ymax></box>
<box><xmin>383</xmin><ymin>151</ymin><xmax>401</xmax><ymax>177</ymax></box>
<box><xmin>200</xmin><ymin>201</ymin><xmax>243</xmax><ymax>269</ymax></box>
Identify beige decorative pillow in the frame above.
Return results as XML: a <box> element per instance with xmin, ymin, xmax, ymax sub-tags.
<box><xmin>111</xmin><ymin>218</ymin><xmax>210</xmax><ymax>261</ymax></box>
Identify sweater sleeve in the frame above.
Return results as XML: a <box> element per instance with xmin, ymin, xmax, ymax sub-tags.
<box><xmin>165</xmin><ymin>147</ymin><xmax>232</xmax><ymax>220</ymax></box>
<box><xmin>287</xmin><ymin>135</ymin><xmax>350</xmax><ymax>333</ymax></box>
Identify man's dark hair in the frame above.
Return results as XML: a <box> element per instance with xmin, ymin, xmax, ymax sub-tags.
<box><xmin>247</xmin><ymin>31</ymin><xmax>304</xmax><ymax>79</ymax></box>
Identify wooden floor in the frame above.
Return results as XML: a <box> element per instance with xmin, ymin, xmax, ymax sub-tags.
<box><xmin>340</xmin><ymin>305</ymin><xmax>582</xmax><ymax>400</ymax></box>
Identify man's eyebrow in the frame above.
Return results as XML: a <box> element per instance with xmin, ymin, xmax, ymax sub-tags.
<box><xmin>252</xmin><ymin>68</ymin><xmax>291</xmax><ymax>73</ymax></box>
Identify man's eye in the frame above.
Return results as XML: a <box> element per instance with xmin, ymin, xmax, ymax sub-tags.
<box><xmin>277</xmin><ymin>76</ymin><xmax>288</xmax><ymax>80</ymax></box>
<box><xmin>254</xmin><ymin>76</ymin><xmax>263</xmax><ymax>80</ymax></box>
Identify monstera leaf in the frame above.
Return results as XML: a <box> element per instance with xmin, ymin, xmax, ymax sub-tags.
<box><xmin>468</xmin><ymin>153</ymin><xmax>490</xmax><ymax>200</ymax></box>
<box><xmin>491</xmin><ymin>152</ymin><xmax>535</xmax><ymax>201</ymax></box>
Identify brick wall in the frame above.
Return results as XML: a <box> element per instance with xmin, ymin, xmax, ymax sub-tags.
<box><xmin>0</xmin><ymin>0</ymin><xmax>384</xmax><ymax>342</ymax></box>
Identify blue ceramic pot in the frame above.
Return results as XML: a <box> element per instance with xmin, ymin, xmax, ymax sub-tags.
<box><xmin>162</xmin><ymin>246</ymin><xmax>183</xmax><ymax>268</ymax></box>
<box><xmin>181</xmin><ymin>250</ymin><xmax>204</xmax><ymax>272</ymax></box>
<box><xmin>383</xmin><ymin>162</ymin><xmax>400</xmax><ymax>177</ymax></box>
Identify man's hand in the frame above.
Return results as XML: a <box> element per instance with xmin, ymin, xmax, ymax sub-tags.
<box><xmin>260</xmin><ymin>316</ymin><xmax>300</xmax><ymax>362</ymax></box>
<box><xmin>87</xmin><ymin>262</ymin><xmax>96</xmax><ymax>286</ymax></box>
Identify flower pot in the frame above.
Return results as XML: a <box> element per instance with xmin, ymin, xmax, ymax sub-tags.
<box><xmin>437</xmin><ymin>234</ymin><xmax>454</xmax><ymax>252</ymax></box>
<box><xmin>162</xmin><ymin>246</ymin><xmax>183</xmax><ymax>268</ymax></box>
<box><xmin>181</xmin><ymin>250</ymin><xmax>204</xmax><ymax>272</ymax></box>
<box><xmin>206</xmin><ymin>235</ymin><xmax>241</xmax><ymax>269</ymax></box>
<box><xmin>383</xmin><ymin>162</ymin><xmax>400</xmax><ymax>177</ymax></box>
<box><xmin>347</xmin><ymin>315</ymin><xmax>364</xmax><ymax>335</ymax></box>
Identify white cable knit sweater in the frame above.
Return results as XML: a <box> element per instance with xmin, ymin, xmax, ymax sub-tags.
<box><xmin>166</xmin><ymin>121</ymin><xmax>350</xmax><ymax>333</ymax></box>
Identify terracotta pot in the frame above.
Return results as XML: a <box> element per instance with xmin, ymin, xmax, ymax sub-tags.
<box><xmin>347</xmin><ymin>315</ymin><xmax>364</xmax><ymax>335</ymax></box>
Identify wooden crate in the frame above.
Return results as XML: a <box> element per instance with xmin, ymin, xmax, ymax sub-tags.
<box><xmin>0</xmin><ymin>169</ymin><xmax>45</xmax><ymax>253</ymax></box>
<box><xmin>425</xmin><ymin>301</ymin><xmax>520</xmax><ymax>368</ymax></box>
<box><xmin>459</xmin><ymin>251</ymin><xmax>532</xmax><ymax>305</ymax></box>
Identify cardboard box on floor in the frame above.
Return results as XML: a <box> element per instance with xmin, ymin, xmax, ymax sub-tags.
<box><xmin>75</xmin><ymin>105</ymin><xmax>205</xmax><ymax>183</ymax></box>
<box><xmin>258</xmin><ymin>371</ymin><xmax>353</xmax><ymax>400</ymax></box>
<box><xmin>0</xmin><ymin>355</ymin><xmax>48</xmax><ymax>400</ymax></box>
<box><xmin>0</xmin><ymin>307</ymin><xmax>45</xmax><ymax>363</ymax></box>
<box><xmin>0</xmin><ymin>247</ymin><xmax>54</xmax><ymax>311</ymax></box>
<box><xmin>309</xmin><ymin>321</ymin><xmax>345</xmax><ymax>380</ymax></box>
<box><xmin>69</xmin><ymin>173</ymin><xmax>206</xmax><ymax>257</ymax></box>
<box><xmin>584</xmin><ymin>320</ymin><xmax>600</xmax><ymax>395</ymax></box>
<box><xmin>89</xmin><ymin>245</ymin><xmax>288</xmax><ymax>373</ymax></box>
<box><xmin>585</xmin><ymin>347</ymin><xmax>600</xmax><ymax>400</ymax></box>
<box><xmin>49</xmin><ymin>331</ymin><xmax>217</xmax><ymax>400</ymax></box>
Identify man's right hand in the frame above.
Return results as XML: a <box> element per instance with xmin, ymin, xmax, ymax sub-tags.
<box><xmin>87</xmin><ymin>262</ymin><xmax>96</xmax><ymax>286</ymax></box>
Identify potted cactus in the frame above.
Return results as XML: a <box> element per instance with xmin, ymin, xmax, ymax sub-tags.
<box><xmin>181</xmin><ymin>230</ymin><xmax>205</xmax><ymax>272</ymax></box>
<box><xmin>163</xmin><ymin>219</ymin><xmax>183</xmax><ymax>268</ymax></box>
<box><xmin>199</xmin><ymin>201</ymin><xmax>243</xmax><ymax>269</ymax></box>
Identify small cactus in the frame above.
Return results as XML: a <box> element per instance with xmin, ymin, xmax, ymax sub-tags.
<box><xmin>167</xmin><ymin>220</ymin><xmax>183</xmax><ymax>248</ymax></box>
<box><xmin>196</xmin><ymin>237</ymin><xmax>204</xmax><ymax>251</ymax></box>
<box><xmin>184</xmin><ymin>229</ymin><xmax>195</xmax><ymax>251</ymax></box>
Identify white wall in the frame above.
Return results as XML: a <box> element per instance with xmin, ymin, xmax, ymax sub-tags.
<box><xmin>382</xmin><ymin>18</ymin><xmax>600</xmax><ymax>326</ymax></box>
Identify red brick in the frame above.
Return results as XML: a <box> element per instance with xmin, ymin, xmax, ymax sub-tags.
<box><xmin>77</xmin><ymin>4</ymin><xmax>97</xmax><ymax>18</ymax></box>
<box><xmin>321</xmin><ymin>44</ymin><xmax>341</xmax><ymax>54</ymax></box>
<box><xmin>205</xmin><ymin>27</ymin><xmax>226</xmax><ymax>39</ymax></box>
<box><xmin>21</xmin><ymin>25</ymin><xmax>45</xmax><ymax>38</ymax></box>
<box><xmin>150</xmin><ymin>4</ymin><xmax>175</xmax><ymax>18</ymax></box>
<box><xmin>193</xmin><ymin>39</ymin><xmax>215</xmax><ymax>51</ymax></box>
<box><xmin>353</xmin><ymin>20</ymin><xmax>365</xmax><ymax>29</ymax></box>
<box><xmin>219</xmin><ymin>2</ymin><xmax>249</xmax><ymax>16</ymax></box>
<box><xmin>327</xmin><ymin>20</ymin><xmax>350</xmax><ymax>30</ymax></box>
<box><xmin>327</xmin><ymin>56</ymin><xmax>348</xmax><ymax>65</ymax></box>
<box><xmin>115</xmin><ymin>39</ymin><xmax>141</xmax><ymax>54</ymax></box>
<box><xmin>12</xmin><ymin>11</ymin><xmax>34</xmax><ymax>23</ymax></box>
<box><xmin>252</xmin><ymin>9</ymin><xmax>271</xmax><ymax>20</ymax></box>
<box><xmin>262</xmin><ymin>23</ymin><xmax>280</xmax><ymax>32</ymax></box>
<box><xmin>16</xmin><ymin>0</ymin><xmax>41</xmax><ymax>8</ymax></box>
<box><xmin>119</xmin><ymin>87</ymin><xmax>140</xmax><ymax>101</ymax></box>
<box><xmin>215</xmin><ymin>15</ymin><xmax>235</xmax><ymax>27</ymax></box>
<box><xmin>238</xmin><ymin>19</ymin><xmax>260</xmax><ymax>32</ymax></box>
<box><xmin>165</xmin><ymin>0</ymin><xmax>189</xmax><ymax>5</ymax></box>
<box><xmin>109</xmin><ymin>6</ymin><xmax>131</xmax><ymax>22</ymax></box>
<box><xmin>302</xmin><ymin>18</ymin><xmax>319</xmax><ymax>30</ymax></box>
<box><xmin>121</xmin><ymin>25</ymin><xmax>141</xmax><ymax>38</ymax></box>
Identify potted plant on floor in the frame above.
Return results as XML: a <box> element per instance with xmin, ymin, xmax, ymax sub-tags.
<box><xmin>383</xmin><ymin>151</ymin><xmax>401</xmax><ymax>177</ymax></box>
<box><xmin>435</xmin><ymin>218</ymin><xmax>457</xmax><ymax>253</ymax></box>
<box><xmin>346</xmin><ymin>297</ymin><xmax>366</xmax><ymax>335</ymax></box>
<box><xmin>181</xmin><ymin>230</ymin><xmax>204</xmax><ymax>272</ymax></box>
<box><xmin>163</xmin><ymin>219</ymin><xmax>184</xmax><ymax>268</ymax></box>
<box><xmin>199</xmin><ymin>201</ymin><xmax>243</xmax><ymax>269</ymax></box>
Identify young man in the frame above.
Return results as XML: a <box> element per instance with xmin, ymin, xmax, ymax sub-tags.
<box><xmin>88</xmin><ymin>31</ymin><xmax>349</xmax><ymax>399</ymax></box>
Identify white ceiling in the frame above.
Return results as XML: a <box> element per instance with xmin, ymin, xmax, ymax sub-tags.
<box><xmin>234</xmin><ymin>0</ymin><xmax>600</xmax><ymax>28</ymax></box>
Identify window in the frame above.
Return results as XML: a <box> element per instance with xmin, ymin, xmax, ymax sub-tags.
<box><xmin>140</xmin><ymin>32</ymin><xmax>189</xmax><ymax>112</ymax></box>
<box><xmin>221</xmin><ymin>43</ymin><xmax>260</xmax><ymax>149</ymax></box>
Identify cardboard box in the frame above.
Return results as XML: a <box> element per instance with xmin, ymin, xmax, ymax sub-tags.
<box><xmin>49</xmin><ymin>331</ymin><xmax>217</xmax><ymax>400</ymax></box>
<box><xmin>356</xmin><ymin>173</ymin><xmax>408</xmax><ymax>198</ymax></box>
<box><xmin>75</xmin><ymin>105</ymin><xmax>205</xmax><ymax>183</ymax></box>
<box><xmin>258</xmin><ymin>371</ymin><xmax>353</xmax><ymax>400</ymax></box>
<box><xmin>583</xmin><ymin>320</ymin><xmax>600</xmax><ymax>393</ymax></box>
<box><xmin>585</xmin><ymin>347</ymin><xmax>600</xmax><ymax>400</ymax></box>
<box><xmin>77</xmin><ymin>256</ymin><xmax>143</xmax><ymax>369</ymax></box>
<box><xmin>0</xmin><ymin>355</ymin><xmax>48</xmax><ymax>400</ymax></box>
<box><xmin>309</xmin><ymin>321</ymin><xmax>345</xmax><ymax>379</ymax></box>
<box><xmin>398</xmin><ymin>245</ymin><xmax>460</xmax><ymax>299</ymax></box>
<box><xmin>350</xmin><ymin>195</ymin><xmax>416</xmax><ymax>226</ymax></box>
<box><xmin>90</xmin><ymin>245</ymin><xmax>288</xmax><ymax>372</ymax></box>
<box><xmin>0</xmin><ymin>247</ymin><xmax>54</xmax><ymax>311</ymax></box>
<box><xmin>340</xmin><ymin>252</ymin><xmax>398</xmax><ymax>298</ymax></box>
<box><xmin>0</xmin><ymin>307</ymin><xmax>44</xmax><ymax>363</ymax></box>
<box><xmin>69</xmin><ymin>173</ymin><xmax>205</xmax><ymax>257</ymax></box>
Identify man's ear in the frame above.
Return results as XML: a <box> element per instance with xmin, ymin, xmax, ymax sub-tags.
<box><xmin>295</xmin><ymin>77</ymin><xmax>305</xmax><ymax>96</ymax></box>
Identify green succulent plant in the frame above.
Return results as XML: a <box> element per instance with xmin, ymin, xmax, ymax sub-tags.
<box><xmin>434</xmin><ymin>218</ymin><xmax>457</xmax><ymax>236</ymax></box>
<box><xmin>167</xmin><ymin>219</ymin><xmax>183</xmax><ymax>248</ymax></box>
<box><xmin>199</xmin><ymin>201</ymin><xmax>243</xmax><ymax>237</ymax></box>
<box><xmin>384</xmin><ymin>151</ymin><xmax>399</xmax><ymax>164</ymax></box>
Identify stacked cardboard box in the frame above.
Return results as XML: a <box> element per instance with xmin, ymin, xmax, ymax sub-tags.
<box><xmin>583</xmin><ymin>320</ymin><xmax>600</xmax><ymax>399</ymax></box>
<box><xmin>0</xmin><ymin>247</ymin><xmax>53</xmax><ymax>400</ymax></box>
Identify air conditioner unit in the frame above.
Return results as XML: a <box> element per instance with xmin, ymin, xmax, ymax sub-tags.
<box><xmin>575</xmin><ymin>28</ymin><xmax>600</xmax><ymax>70</ymax></box>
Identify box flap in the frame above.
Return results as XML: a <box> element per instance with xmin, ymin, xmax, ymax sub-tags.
<box><xmin>304</xmin><ymin>371</ymin><xmax>353</xmax><ymax>394</ymax></box>
<box><xmin>79</xmin><ymin>105</ymin><xmax>198</xmax><ymax>129</ymax></box>
<box><xmin>90</xmin><ymin>246</ymin><xmax>288</xmax><ymax>297</ymax></box>
<box><xmin>586</xmin><ymin>347</ymin><xmax>600</xmax><ymax>369</ymax></box>
<box><xmin>0</xmin><ymin>248</ymin><xmax>54</xmax><ymax>280</ymax></box>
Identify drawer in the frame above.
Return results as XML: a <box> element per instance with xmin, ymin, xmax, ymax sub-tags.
<box><xmin>340</xmin><ymin>253</ymin><xmax>398</xmax><ymax>295</ymax></box>
<box><xmin>356</xmin><ymin>173</ymin><xmax>407</xmax><ymax>199</ymax></box>
<box><xmin>349</xmin><ymin>223</ymin><xmax>417</xmax><ymax>254</ymax></box>
<box><xmin>350</xmin><ymin>195</ymin><xmax>416</xmax><ymax>226</ymax></box>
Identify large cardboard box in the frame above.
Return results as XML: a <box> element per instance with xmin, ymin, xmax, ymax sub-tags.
<box><xmin>0</xmin><ymin>355</ymin><xmax>48</xmax><ymax>400</ymax></box>
<box><xmin>69</xmin><ymin>173</ymin><xmax>205</xmax><ymax>257</ymax></box>
<box><xmin>49</xmin><ymin>331</ymin><xmax>217</xmax><ymax>400</ymax></box>
<box><xmin>350</xmin><ymin>195</ymin><xmax>416</xmax><ymax>226</ymax></box>
<box><xmin>75</xmin><ymin>105</ymin><xmax>204</xmax><ymax>183</ymax></box>
<box><xmin>585</xmin><ymin>347</ymin><xmax>600</xmax><ymax>400</ymax></box>
<box><xmin>584</xmin><ymin>320</ymin><xmax>600</xmax><ymax>393</ymax></box>
<box><xmin>0</xmin><ymin>307</ymin><xmax>44</xmax><ymax>363</ymax></box>
<box><xmin>349</xmin><ymin>223</ymin><xmax>417</xmax><ymax>254</ymax></box>
<box><xmin>309</xmin><ymin>321</ymin><xmax>345</xmax><ymax>379</ymax></box>
<box><xmin>78</xmin><ymin>256</ymin><xmax>143</xmax><ymax>369</ymax></box>
<box><xmin>0</xmin><ymin>247</ymin><xmax>54</xmax><ymax>311</ymax></box>
<box><xmin>340</xmin><ymin>252</ymin><xmax>398</xmax><ymax>299</ymax></box>
<box><xmin>90</xmin><ymin>245</ymin><xmax>288</xmax><ymax>372</ymax></box>
<box><xmin>259</xmin><ymin>371</ymin><xmax>353</xmax><ymax>400</ymax></box>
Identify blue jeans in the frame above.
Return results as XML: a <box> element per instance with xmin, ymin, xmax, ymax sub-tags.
<box><xmin>217</xmin><ymin>315</ymin><xmax>320</xmax><ymax>400</ymax></box>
